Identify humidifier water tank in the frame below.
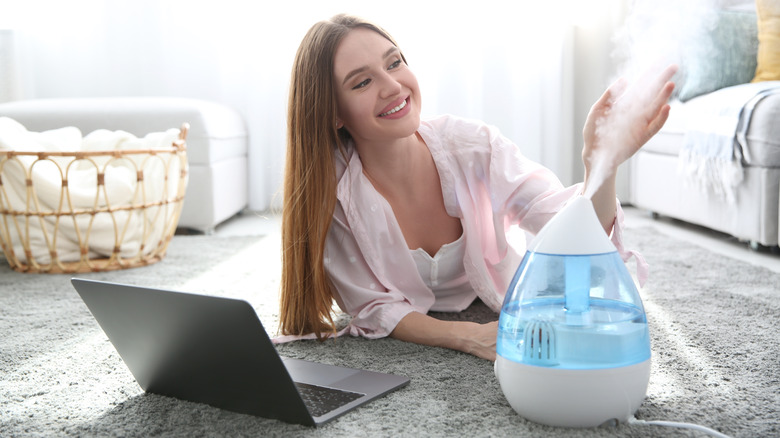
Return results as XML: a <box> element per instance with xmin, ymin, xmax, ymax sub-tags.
<box><xmin>494</xmin><ymin>196</ymin><xmax>651</xmax><ymax>428</ymax></box>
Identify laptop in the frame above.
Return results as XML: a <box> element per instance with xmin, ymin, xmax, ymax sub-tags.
<box><xmin>71</xmin><ymin>278</ymin><xmax>409</xmax><ymax>426</ymax></box>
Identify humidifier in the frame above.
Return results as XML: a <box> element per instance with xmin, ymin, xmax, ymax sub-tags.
<box><xmin>495</xmin><ymin>196</ymin><xmax>651</xmax><ymax>428</ymax></box>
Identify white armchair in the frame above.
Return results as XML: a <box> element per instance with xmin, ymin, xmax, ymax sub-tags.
<box><xmin>0</xmin><ymin>97</ymin><xmax>248</xmax><ymax>233</ymax></box>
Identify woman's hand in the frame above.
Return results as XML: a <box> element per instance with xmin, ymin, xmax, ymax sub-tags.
<box><xmin>390</xmin><ymin>312</ymin><xmax>498</xmax><ymax>361</ymax></box>
<box><xmin>457</xmin><ymin>320</ymin><xmax>498</xmax><ymax>361</ymax></box>
<box><xmin>582</xmin><ymin>64</ymin><xmax>677</xmax><ymax>194</ymax></box>
<box><xmin>581</xmin><ymin>64</ymin><xmax>677</xmax><ymax>232</ymax></box>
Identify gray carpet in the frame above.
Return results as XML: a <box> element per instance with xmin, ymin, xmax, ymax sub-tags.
<box><xmin>1</xmin><ymin>227</ymin><xmax>778</xmax><ymax>437</ymax></box>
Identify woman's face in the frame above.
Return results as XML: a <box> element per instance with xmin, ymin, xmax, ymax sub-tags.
<box><xmin>333</xmin><ymin>28</ymin><xmax>421</xmax><ymax>146</ymax></box>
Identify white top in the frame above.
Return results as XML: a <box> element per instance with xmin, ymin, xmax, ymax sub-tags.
<box><xmin>410</xmin><ymin>233</ymin><xmax>477</xmax><ymax>312</ymax></box>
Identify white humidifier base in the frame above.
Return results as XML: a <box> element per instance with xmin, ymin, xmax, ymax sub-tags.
<box><xmin>495</xmin><ymin>356</ymin><xmax>651</xmax><ymax>428</ymax></box>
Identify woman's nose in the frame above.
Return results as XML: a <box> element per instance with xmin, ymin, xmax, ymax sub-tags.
<box><xmin>378</xmin><ymin>72</ymin><xmax>402</xmax><ymax>98</ymax></box>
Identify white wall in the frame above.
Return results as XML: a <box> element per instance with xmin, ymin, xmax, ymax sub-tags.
<box><xmin>1</xmin><ymin>0</ymin><xmax>630</xmax><ymax>211</ymax></box>
<box><xmin>0</xmin><ymin>30</ymin><xmax>21</xmax><ymax>103</ymax></box>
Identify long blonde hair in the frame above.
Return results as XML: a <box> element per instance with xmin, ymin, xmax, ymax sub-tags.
<box><xmin>280</xmin><ymin>14</ymin><xmax>405</xmax><ymax>338</ymax></box>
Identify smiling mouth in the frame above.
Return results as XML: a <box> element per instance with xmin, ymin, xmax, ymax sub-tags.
<box><xmin>379</xmin><ymin>99</ymin><xmax>407</xmax><ymax>117</ymax></box>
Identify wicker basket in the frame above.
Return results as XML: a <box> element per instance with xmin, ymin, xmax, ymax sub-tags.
<box><xmin>0</xmin><ymin>124</ymin><xmax>189</xmax><ymax>273</ymax></box>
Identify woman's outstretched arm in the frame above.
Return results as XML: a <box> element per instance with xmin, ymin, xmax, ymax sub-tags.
<box><xmin>390</xmin><ymin>311</ymin><xmax>498</xmax><ymax>361</ymax></box>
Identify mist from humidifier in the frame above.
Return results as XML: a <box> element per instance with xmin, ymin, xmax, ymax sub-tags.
<box><xmin>580</xmin><ymin>0</ymin><xmax>715</xmax><ymax>200</ymax></box>
<box><xmin>581</xmin><ymin>62</ymin><xmax>677</xmax><ymax>201</ymax></box>
<box><xmin>612</xmin><ymin>0</ymin><xmax>719</xmax><ymax>86</ymax></box>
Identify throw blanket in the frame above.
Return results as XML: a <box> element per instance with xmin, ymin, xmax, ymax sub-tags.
<box><xmin>677</xmin><ymin>81</ymin><xmax>780</xmax><ymax>202</ymax></box>
<box><xmin>0</xmin><ymin>117</ymin><xmax>181</xmax><ymax>265</ymax></box>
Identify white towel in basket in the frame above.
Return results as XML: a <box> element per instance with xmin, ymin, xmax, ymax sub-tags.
<box><xmin>0</xmin><ymin>117</ymin><xmax>182</xmax><ymax>265</ymax></box>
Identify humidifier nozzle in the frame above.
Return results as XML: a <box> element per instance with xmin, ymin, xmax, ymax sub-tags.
<box><xmin>526</xmin><ymin>196</ymin><xmax>616</xmax><ymax>256</ymax></box>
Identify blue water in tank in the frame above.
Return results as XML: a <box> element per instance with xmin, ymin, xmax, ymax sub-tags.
<box><xmin>497</xmin><ymin>251</ymin><xmax>650</xmax><ymax>370</ymax></box>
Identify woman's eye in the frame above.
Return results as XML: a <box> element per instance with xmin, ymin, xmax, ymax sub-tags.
<box><xmin>388</xmin><ymin>59</ymin><xmax>402</xmax><ymax>70</ymax></box>
<box><xmin>352</xmin><ymin>79</ymin><xmax>371</xmax><ymax>90</ymax></box>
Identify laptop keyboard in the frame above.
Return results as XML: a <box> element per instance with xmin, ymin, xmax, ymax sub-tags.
<box><xmin>295</xmin><ymin>382</ymin><xmax>364</xmax><ymax>418</ymax></box>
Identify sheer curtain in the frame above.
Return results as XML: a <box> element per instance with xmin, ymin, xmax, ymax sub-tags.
<box><xmin>4</xmin><ymin>0</ymin><xmax>601</xmax><ymax>211</ymax></box>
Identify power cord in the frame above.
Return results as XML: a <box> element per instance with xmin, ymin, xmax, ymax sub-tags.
<box><xmin>628</xmin><ymin>415</ymin><xmax>732</xmax><ymax>438</ymax></box>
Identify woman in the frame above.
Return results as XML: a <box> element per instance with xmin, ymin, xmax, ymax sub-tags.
<box><xmin>279</xmin><ymin>14</ymin><xmax>675</xmax><ymax>361</ymax></box>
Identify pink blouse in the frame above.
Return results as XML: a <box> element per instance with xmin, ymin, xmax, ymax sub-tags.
<box><xmin>273</xmin><ymin>115</ymin><xmax>646</xmax><ymax>343</ymax></box>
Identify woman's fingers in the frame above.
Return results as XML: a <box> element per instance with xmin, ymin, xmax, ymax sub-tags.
<box><xmin>653</xmin><ymin>64</ymin><xmax>679</xmax><ymax>93</ymax></box>
<box><xmin>643</xmin><ymin>102</ymin><xmax>672</xmax><ymax>144</ymax></box>
<box><xmin>634</xmin><ymin>63</ymin><xmax>678</xmax><ymax>102</ymax></box>
<box><xmin>605</xmin><ymin>76</ymin><xmax>629</xmax><ymax>106</ymax></box>
<box><xmin>639</xmin><ymin>80</ymin><xmax>676</xmax><ymax>140</ymax></box>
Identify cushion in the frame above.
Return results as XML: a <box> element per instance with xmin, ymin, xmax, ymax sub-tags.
<box><xmin>752</xmin><ymin>0</ymin><xmax>780</xmax><ymax>82</ymax></box>
<box><xmin>677</xmin><ymin>10</ymin><xmax>759</xmax><ymax>102</ymax></box>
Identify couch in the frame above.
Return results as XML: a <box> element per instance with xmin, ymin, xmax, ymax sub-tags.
<box><xmin>628</xmin><ymin>1</ymin><xmax>780</xmax><ymax>249</ymax></box>
<box><xmin>0</xmin><ymin>97</ymin><xmax>248</xmax><ymax>233</ymax></box>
